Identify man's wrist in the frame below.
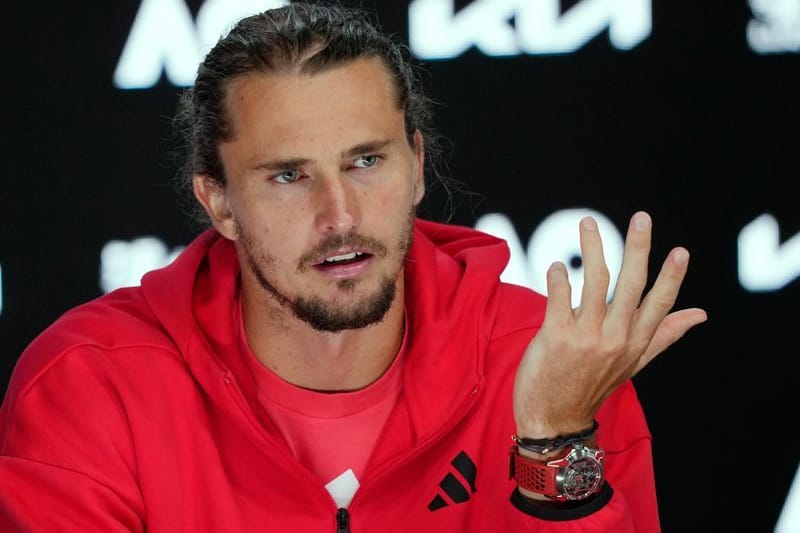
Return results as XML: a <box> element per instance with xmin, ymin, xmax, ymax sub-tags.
<box><xmin>512</xmin><ymin>420</ymin><xmax>599</xmax><ymax>455</ymax></box>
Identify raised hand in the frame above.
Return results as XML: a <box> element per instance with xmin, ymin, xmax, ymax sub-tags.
<box><xmin>512</xmin><ymin>211</ymin><xmax>707</xmax><ymax>438</ymax></box>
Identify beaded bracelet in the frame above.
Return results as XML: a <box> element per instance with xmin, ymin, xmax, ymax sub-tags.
<box><xmin>511</xmin><ymin>420</ymin><xmax>599</xmax><ymax>454</ymax></box>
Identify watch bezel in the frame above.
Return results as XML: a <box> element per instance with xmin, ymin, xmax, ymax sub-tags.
<box><xmin>550</xmin><ymin>443</ymin><xmax>605</xmax><ymax>501</ymax></box>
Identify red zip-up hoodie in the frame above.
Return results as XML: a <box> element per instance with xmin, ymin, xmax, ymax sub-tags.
<box><xmin>0</xmin><ymin>219</ymin><xmax>660</xmax><ymax>532</ymax></box>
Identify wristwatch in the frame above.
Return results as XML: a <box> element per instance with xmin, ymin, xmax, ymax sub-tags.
<box><xmin>509</xmin><ymin>442</ymin><xmax>605</xmax><ymax>501</ymax></box>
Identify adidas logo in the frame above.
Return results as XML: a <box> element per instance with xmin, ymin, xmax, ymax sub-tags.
<box><xmin>427</xmin><ymin>451</ymin><xmax>477</xmax><ymax>511</ymax></box>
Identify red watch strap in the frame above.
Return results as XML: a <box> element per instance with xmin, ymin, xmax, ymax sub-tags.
<box><xmin>508</xmin><ymin>446</ymin><xmax>560</xmax><ymax>497</ymax></box>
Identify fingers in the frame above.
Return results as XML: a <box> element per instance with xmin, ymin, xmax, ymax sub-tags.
<box><xmin>577</xmin><ymin>216</ymin><xmax>610</xmax><ymax>321</ymax></box>
<box><xmin>518</xmin><ymin>211</ymin><xmax>708</xmax><ymax>430</ymax></box>
<box><xmin>606</xmin><ymin>211</ymin><xmax>652</xmax><ymax>326</ymax></box>
<box><xmin>543</xmin><ymin>261</ymin><xmax>573</xmax><ymax>327</ymax></box>
<box><xmin>631</xmin><ymin>246</ymin><xmax>691</xmax><ymax>344</ymax></box>
<box><xmin>633</xmin><ymin>307</ymin><xmax>709</xmax><ymax>374</ymax></box>
<box><xmin>547</xmin><ymin>211</ymin><xmax>700</xmax><ymax>357</ymax></box>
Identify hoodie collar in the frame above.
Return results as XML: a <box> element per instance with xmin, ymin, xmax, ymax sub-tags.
<box><xmin>141</xmin><ymin>219</ymin><xmax>511</xmax><ymax>442</ymax></box>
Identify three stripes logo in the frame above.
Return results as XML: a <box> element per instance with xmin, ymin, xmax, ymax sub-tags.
<box><xmin>427</xmin><ymin>451</ymin><xmax>477</xmax><ymax>511</ymax></box>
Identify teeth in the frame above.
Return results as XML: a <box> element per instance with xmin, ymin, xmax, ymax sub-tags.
<box><xmin>323</xmin><ymin>252</ymin><xmax>362</xmax><ymax>263</ymax></box>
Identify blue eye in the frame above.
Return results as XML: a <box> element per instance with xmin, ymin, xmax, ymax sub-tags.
<box><xmin>353</xmin><ymin>155</ymin><xmax>381</xmax><ymax>168</ymax></box>
<box><xmin>274</xmin><ymin>170</ymin><xmax>302</xmax><ymax>184</ymax></box>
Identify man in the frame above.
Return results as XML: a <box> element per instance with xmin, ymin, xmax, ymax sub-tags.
<box><xmin>0</xmin><ymin>3</ymin><xmax>706</xmax><ymax>532</ymax></box>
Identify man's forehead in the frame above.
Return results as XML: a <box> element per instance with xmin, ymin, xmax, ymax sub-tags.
<box><xmin>217</xmin><ymin>58</ymin><xmax>409</xmax><ymax>169</ymax></box>
<box><xmin>224</xmin><ymin>57</ymin><xmax>399</xmax><ymax>110</ymax></box>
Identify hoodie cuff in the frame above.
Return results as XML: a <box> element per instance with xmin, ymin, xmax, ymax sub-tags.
<box><xmin>509</xmin><ymin>482</ymin><xmax>613</xmax><ymax>521</ymax></box>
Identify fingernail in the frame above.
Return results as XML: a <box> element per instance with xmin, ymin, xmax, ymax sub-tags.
<box><xmin>634</xmin><ymin>212</ymin><xmax>650</xmax><ymax>231</ymax></box>
<box><xmin>581</xmin><ymin>217</ymin><xmax>597</xmax><ymax>231</ymax></box>
<box><xmin>674</xmin><ymin>248</ymin><xmax>689</xmax><ymax>265</ymax></box>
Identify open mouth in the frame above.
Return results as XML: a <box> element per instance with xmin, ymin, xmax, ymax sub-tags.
<box><xmin>315</xmin><ymin>251</ymin><xmax>372</xmax><ymax>269</ymax></box>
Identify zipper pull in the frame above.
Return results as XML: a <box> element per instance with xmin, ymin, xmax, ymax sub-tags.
<box><xmin>336</xmin><ymin>508</ymin><xmax>350</xmax><ymax>533</ymax></box>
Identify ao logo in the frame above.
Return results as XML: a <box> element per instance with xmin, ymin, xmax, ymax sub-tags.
<box><xmin>409</xmin><ymin>0</ymin><xmax>652</xmax><ymax>59</ymax></box>
<box><xmin>114</xmin><ymin>0</ymin><xmax>289</xmax><ymax>89</ymax></box>
<box><xmin>476</xmin><ymin>208</ymin><xmax>623</xmax><ymax>308</ymax></box>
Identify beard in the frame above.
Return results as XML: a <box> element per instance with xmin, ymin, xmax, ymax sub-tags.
<box><xmin>236</xmin><ymin>211</ymin><xmax>415</xmax><ymax>333</ymax></box>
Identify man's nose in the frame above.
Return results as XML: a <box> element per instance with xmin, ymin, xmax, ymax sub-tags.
<box><xmin>313</xmin><ymin>174</ymin><xmax>359</xmax><ymax>235</ymax></box>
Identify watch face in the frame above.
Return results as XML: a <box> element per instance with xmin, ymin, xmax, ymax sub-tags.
<box><xmin>557</xmin><ymin>456</ymin><xmax>604</xmax><ymax>500</ymax></box>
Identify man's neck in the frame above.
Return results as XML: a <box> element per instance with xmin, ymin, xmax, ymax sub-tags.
<box><xmin>240</xmin><ymin>282</ymin><xmax>406</xmax><ymax>392</ymax></box>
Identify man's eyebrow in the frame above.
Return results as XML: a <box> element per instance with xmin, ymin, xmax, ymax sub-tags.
<box><xmin>252</xmin><ymin>140</ymin><xmax>394</xmax><ymax>171</ymax></box>
<box><xmin>342</xmin><ymin>139</ymin><xmax>393</xmax><ymax>158</ymax></box>
<box><xmin>253</xmin><ymin>157</ymin><xmax>309</xmax><ymax>172</ymax></box>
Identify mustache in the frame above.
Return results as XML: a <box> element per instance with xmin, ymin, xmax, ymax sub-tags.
<box><xmin>298</xmin><ymin>233</ymin><xmax>388</xmax><ymax>269</ymax></box>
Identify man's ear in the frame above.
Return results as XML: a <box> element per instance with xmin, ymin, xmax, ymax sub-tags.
<box><xmin>193</xmin><ymin>174</ymin><xmax>237</xmax><ymax>239</ymax></box>
<box><xmin>412</xmin><ymin>130</ymin><xmax>425</xmax><ymax>206</ymax></box>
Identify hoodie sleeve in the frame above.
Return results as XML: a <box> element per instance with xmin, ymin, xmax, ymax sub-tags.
<box><xmin>0</xmin><ymin>347</ymin><xmax>146</xmax><ymax>532</ymax></box>
<box><xmin>499</xmin><ymin>381</ymin><xmax>661</xmax><ymax>532</ymax></box>
<box><xmin>503</xmin><ymin>436</ymin><xmax>660</xmax><ymax>532</ymax></box>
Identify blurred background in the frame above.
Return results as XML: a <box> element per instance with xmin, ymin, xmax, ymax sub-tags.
<box><xmin>3</xmin><ymin>1</ymin><xmax>798</xmax><ymax>531</ymax></box>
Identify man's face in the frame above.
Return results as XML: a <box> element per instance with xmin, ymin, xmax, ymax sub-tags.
<box><xmin>198</xmin><ymin>58</ymin><xmax>424</xmax><ymax>332</ymax></box>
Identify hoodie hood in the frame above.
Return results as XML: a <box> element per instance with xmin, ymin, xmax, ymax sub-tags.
<box><xmin>140</xmin><ymin>218</ymin><xmax>512</xmax><ymax>442</ymax></box>
<box><xmin>400</xmin><ymin>219</ymin><xmax>511</xmax><ymax>438</ymax></box>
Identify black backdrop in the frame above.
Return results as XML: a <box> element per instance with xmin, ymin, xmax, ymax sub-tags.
<box><xmin>3</xmin><ymin>1</ymin><xmax>799</xmax><ymax>532</ymax></box>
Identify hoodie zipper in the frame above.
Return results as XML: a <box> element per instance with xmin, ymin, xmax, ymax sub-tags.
<box><xmin>224</xmin><ymin>373</ymin><xmax>482</xmax><ymax>531</ymax></box>
<box><xmin>222</xmin><ymin>374</ymin><xmax>345</xmax><ymax>522</ymax></box>
<box><xmin>336</xmin><ymin>508</ymin><xmax>350</xmax><ymax>533</ymax></box>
